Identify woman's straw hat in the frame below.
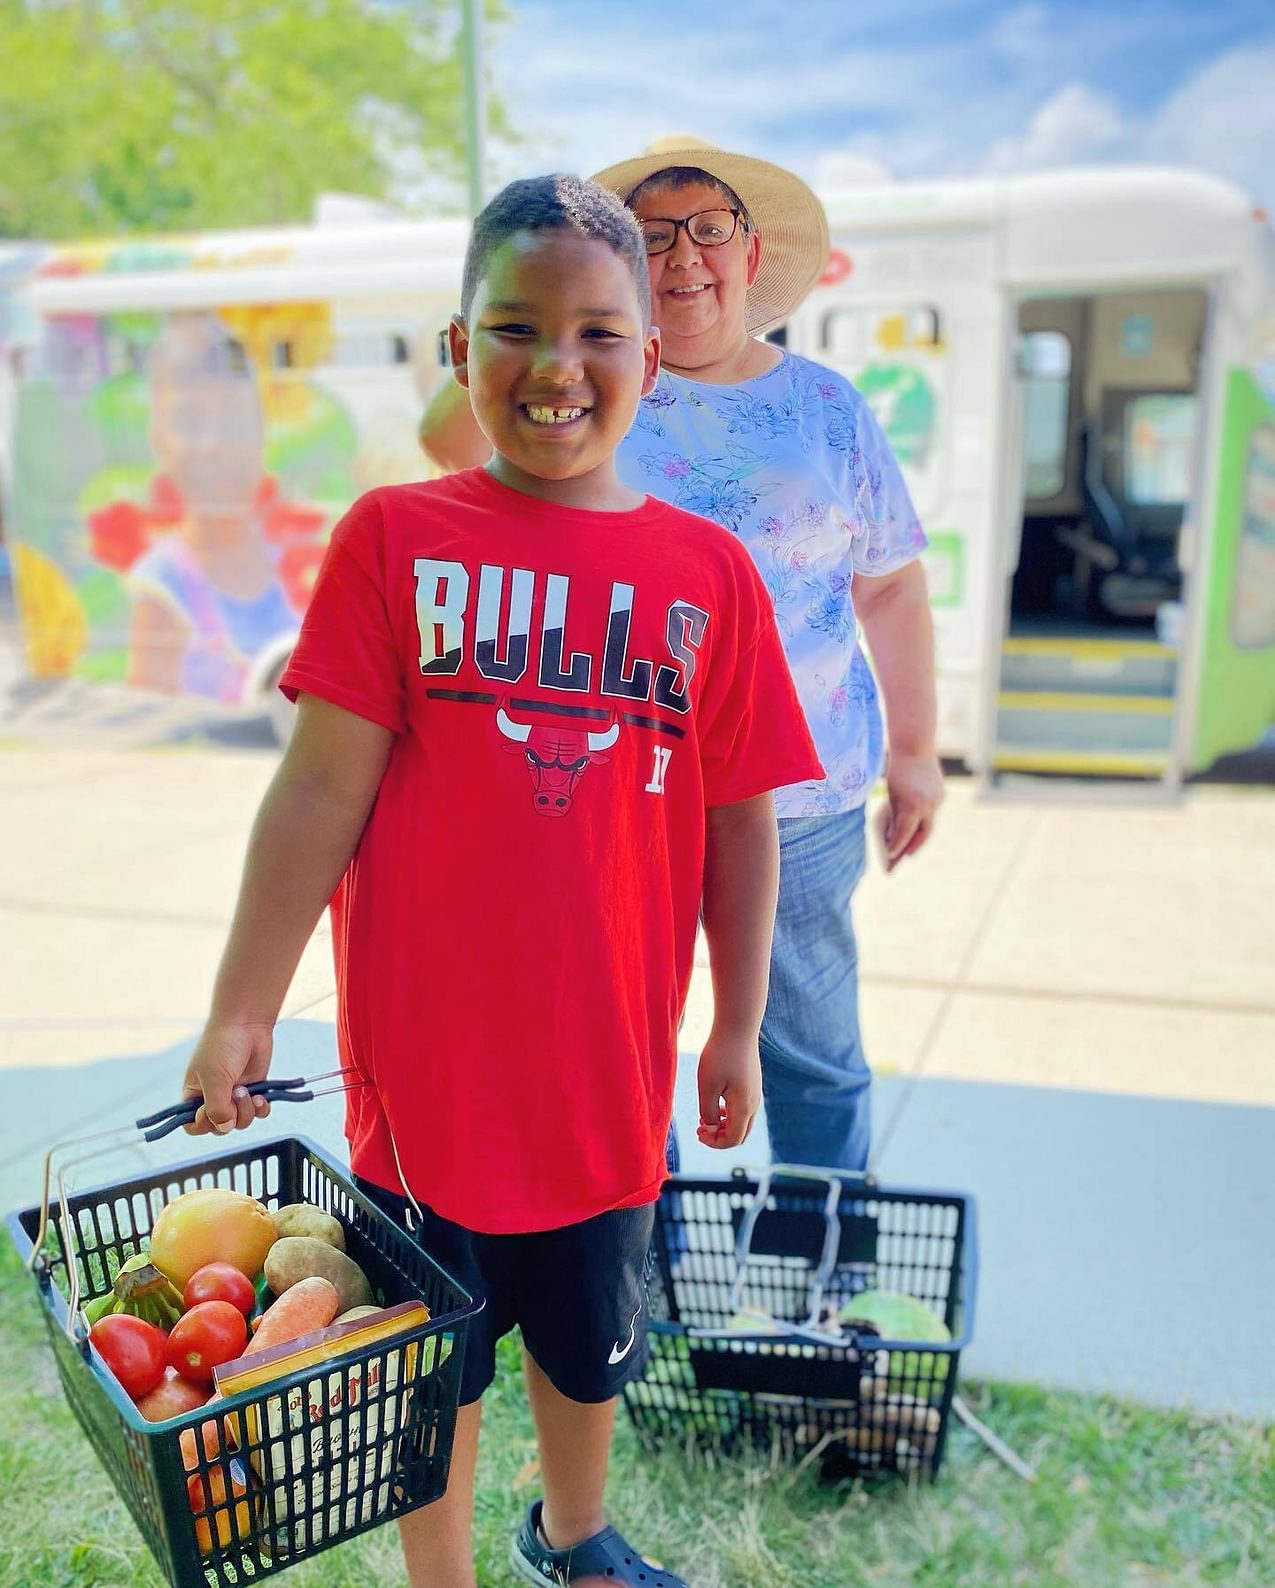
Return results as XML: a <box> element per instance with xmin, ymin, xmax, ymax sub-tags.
<box><xmin>591</xmin><ymin>135</ymin><xmax>830</xmax><ymax>335</ymax></box>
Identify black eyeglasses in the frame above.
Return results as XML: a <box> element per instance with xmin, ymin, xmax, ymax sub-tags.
<box><xmin>638</xmin><ymin>208</ymin><xmax>744</xmax><ymax>257</ymax></box>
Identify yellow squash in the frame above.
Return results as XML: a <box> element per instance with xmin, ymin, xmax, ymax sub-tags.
<box><xmin>150</xmin><ymin>1189</ymin><xmax>276</xmax><ymax>1289</ymax></box>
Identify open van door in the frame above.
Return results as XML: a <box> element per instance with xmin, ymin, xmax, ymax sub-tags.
<box><xmin>1186</xmin><ymin>326</ymin><xmax>1275</xmax><ymax>773</ymax></box>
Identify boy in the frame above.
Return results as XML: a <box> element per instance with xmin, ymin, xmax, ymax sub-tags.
<box><xmin>179</xmin><ymin>175</ymin><xmax>822</xmax><ymax>1588</ymax></box>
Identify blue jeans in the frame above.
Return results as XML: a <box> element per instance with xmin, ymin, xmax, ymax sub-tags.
<box><xmin>760</xmin><ymin>808</ymin><xmax>871</xmax><ymax>1172</ymax></box>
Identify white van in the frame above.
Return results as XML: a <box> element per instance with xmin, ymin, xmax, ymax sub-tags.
<box><xmin>2</xmin><ymin>167</ymin><xmax>1272</xmax><ymax>779</ymax></box>
<box><xmin>791</xmin><ymin>166</ymin><xmax>1275</xmax><ymax>783</ymax></box>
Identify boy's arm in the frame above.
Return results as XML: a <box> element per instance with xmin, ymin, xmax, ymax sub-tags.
<box><xmin>181</xmin><ymin>693</ymin><xmax>394</xmax><ymax>1134</ymax></box>
<box><xmin>854</xmin><ymin>559</ymin><xmax>944</xmax><ymax>871</ymax></box>
<box><xmin>418</xmin><ymin>379</ymin><xmax>492</xmax><ymax>472</ymax></box>
<box><xmin>697</xmin><ymin>791</ymin><xmax>779</xmax><ymax>1149</ymax></box>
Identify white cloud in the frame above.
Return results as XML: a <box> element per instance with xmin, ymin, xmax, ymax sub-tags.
<box><xmin>982</xmin><ymin>83</ymin><xmax>1133</xmax><ymax>172</ymax></box>
<box><xmin>815</xmin><ymin>151</ymin><xmax>896</xmax><ymax>188</ymax></box>
<box><xmin>483</xmin><ymin>3</ymin><xmax>975</xmax><ymax>187</ymax></box>
<box><xmin>474</xmin><ymin>6</ymin><xmax>1275</xmax><ymax>217</ymax></box>
<box><xmin>974</xmin><ymin>42</ymin><xmax>1275</xmax><ymax>207</ymax></box>
<box><xmin>1143</xmin><ymin>44</ymin><xmax>1275</xmax><ymax>203</ymax></box>
<box><xmin>814</xmin><ymin>37</ymin><xmax>1275</xmax><ymax>211</ymax></box>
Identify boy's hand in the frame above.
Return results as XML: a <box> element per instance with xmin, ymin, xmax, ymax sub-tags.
<box><xmin>696</xmin><ymin>1029</ymin><xmax>763</xmax><ymax>1149</ymax></box>
<box><xmin>181</xmin><ymin>1022</ymin><xmax>274</xmax><ymax>1135</ymax></box>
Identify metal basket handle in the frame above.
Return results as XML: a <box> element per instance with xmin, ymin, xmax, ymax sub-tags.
<box><xmin>27</xmin><ymin>1069</ymin><xmax>369</xmax><ymax>1344</ymax></box>
<box><xmin>688</xmin><ymin>1164</ymin><xmax>873</xmax><ymax>1345</ymax></box>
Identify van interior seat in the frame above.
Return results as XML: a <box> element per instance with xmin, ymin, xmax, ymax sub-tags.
<box><xmin>1078</xmin><ymin>420</ymin><xmax>1136</xmax><ymax>564</ymax></box>
<box><xmin>1076</xmin><ymin>420</ymin><xmax>1182</xmax><ymax>612</ymax></box>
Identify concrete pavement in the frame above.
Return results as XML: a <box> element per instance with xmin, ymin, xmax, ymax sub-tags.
<box><xmin>2</xmin><ymin>703</ymin><xmax>1272</xmax><ymax>1417</ymax></box>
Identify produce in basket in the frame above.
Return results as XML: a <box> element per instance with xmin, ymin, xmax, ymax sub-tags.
<box><xmin>838</xmin><ymin>1290</ymin><xmax>951</xmax><ymax>1395</ymax></box>
<box><xmin>264</xmin><ymin>1235</ymin><xmax>373</xmax><ymax>1314</ymax></box>
<box><xmin>187</xmin><ymin>1453</ymin><xmax>258</xmax><ymax>1555</ymax></box>
<box><xmin>333</xmin><ymin>1304</ymin><xmax>383</xmax><ymax>1325</ymax></box>
<box><xmin>150</xmin><ymin>1188</ymin><xmax>277</xmax><ymax>1288</ymax></box>
<box><xmin>90</xmin><ymin>1314</ymin><xmax>168</xmax><ymax>1399</ymax></box>
<box><xmin>271</xmin><ymin>1203</ymin><xmax>346</xmax><ymax>1250</ymax></box>
<box><xmin>184</xmin><ymin>1262</ymin><xmax>257</xmax><ymax>1316</ymax></box>
<box><xmin>135</xmin><ymin>1365</ymin><xmax>212</xmax><ymax>1421</ymax></box>
<box><xmin>179</xmin><ymin>1412</ymin><xmax>225</xmax><ymax>1470</ymax></box>
<box><xmin>83</xmin><ymin>1253</ymin><xmax>186</xmax><ymax>1330</ymax></box>
<box><xmin>246</xmin><ymin>1275</ymin><xmax>340</xmax><ymax>1354</ymax></box>
<box><xmin>723</xmin><ymin>1304</ymin><xmax>843</xmax><ymax>1340</ymax></box>
<box><xmin>857</xmin><ymin>1377</ymin><xmax>942</xmax><ymax>1458</ymax></box>
<box><xmin>167</xmin><ymin>1301</ymin><xmax>250</xmax><ymax>1383</ymax></box>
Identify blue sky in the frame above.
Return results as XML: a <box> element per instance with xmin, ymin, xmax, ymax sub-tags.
<box><xmin>477</xmin><ymin>0</ymin><xmax>1275</xmax><ymax>209</ymax></box>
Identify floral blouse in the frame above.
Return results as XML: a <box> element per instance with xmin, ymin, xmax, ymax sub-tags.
<box><xmin>615</xmin><ymin>352</ymin><xmax>926</xmax><ymax>816</ymax></box>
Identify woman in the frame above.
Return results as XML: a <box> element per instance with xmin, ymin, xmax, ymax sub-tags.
<box><xmin>422</xmin><ymin>138</ymin><xmax>944</xmax><ymax>1173</ymax></box>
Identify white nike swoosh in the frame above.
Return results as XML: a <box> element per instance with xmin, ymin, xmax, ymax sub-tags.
<box><xmin>607</xmin><ymin>1302</ymin><xmax>643</xmax><ymax>1365</ymax></box>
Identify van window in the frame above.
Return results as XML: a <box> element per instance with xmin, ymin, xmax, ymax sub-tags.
<box><xmin>328</xmin><ymin>331</ymin><xmax>414</xmax><ymax>368</ymax></box>
<box><xmin>1020</xmin><ymin>331</ymin><xmax>1071</xmax><ymax>500</ymax></box>
<box><xmin>1125</xmin><ymin>393</ymin><xmax>1197</xmax><ymax>505</ymax></box>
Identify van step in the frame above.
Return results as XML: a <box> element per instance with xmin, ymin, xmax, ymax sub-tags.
<box><xmin>997</xmin><ymin>692</ymin><xmax>1174</xmax><ymax>716</ymax></box>
<box><xmin>991</xmin><ymin>748</ymin><xmax>1170</xmax><ymax>777</ymax></box>
<box><xmin>996</xmin><ymin>691</ymin><xmax>1175</xmax><ymax>755</ymax></box>
<box><xmin>1001</xmin><ymin>637</ymin><xmax>1176</xmax><ymax>658</ymax></box>
<box><xmin>999</xmin><ymin>636</ymin><xmax>1177</xmax><ymax>699</ymax></box>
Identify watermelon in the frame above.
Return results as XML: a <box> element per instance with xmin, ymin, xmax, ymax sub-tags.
<box><xmin>838</xmin><ymin>1289</ymin><xmax>951</xmax><ymax>1396</ymax></box>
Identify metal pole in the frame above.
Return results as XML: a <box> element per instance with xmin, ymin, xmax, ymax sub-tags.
<box><xmin>460</xmin><ymin>0</ymin><xmax>486</xmax><ymax>216</ymax></box>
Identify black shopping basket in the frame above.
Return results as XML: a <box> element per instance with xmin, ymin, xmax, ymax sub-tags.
<box><xmin>8</xmin><ymin>1133</ymin><xmax>480</xmax><ymax>1587</ymax></box>
<box><xmin>624</xmin><ymin>1166</ymin><xmax>978</xmax><ymax>1480</ymax></box>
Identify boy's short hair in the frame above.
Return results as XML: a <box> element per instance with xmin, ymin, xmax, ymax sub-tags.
<box><xmin>624</xmin><ymin>166</ymin><xmax>755</xmax><ymax>233</ymax></box>
<box><xmin>460</xmin><ymin>174</ymin><xmax>651</xmax><ymax>324</ymax></box>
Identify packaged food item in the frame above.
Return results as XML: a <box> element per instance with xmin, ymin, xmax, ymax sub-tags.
<box><xmin>215</xmin><ymin>1301</ymin><xmax>451</xmax><ymax>1553</ymax></box>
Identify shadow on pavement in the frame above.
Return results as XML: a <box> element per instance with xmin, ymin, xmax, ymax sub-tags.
<box><xmin>5</xmin><ymin>1025</ymin><xmax>1274</xmax><ymax>1419</ymax></box>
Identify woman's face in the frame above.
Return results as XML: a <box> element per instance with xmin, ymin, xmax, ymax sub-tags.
<box><xmin>630</xmin><ymin>179</ymin><xmax>761</xmax><ymax>373</ymax></box>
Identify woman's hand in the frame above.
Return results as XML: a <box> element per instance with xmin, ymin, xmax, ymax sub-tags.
<box><xmin>877</xmin><ymin>750</ymin><xmax>945</xmax><ymax>871</ymax></box>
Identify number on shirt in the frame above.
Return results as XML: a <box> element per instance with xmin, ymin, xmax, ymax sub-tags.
<box><xmin>645</xmin><ymin>746</ymin><xmax>672</xmax><ymax>795</ymax></box>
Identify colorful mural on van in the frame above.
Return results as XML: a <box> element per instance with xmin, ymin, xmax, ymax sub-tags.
<box><xmin>7</xmin><ymin>277</ymin><xmax>360</xmax><ymax>700</ymax></box>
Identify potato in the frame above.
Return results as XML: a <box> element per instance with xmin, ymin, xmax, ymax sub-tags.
<box><xmin>333</xmin><ymin>1305</ymin><xmax>383</xmax><ymax>1326</ymax></box>
<box><xmin>263</xmin><ymin>1237</ymin><xmax>372</xmax><ymax>1315</ymax></box>
<box><xmin>271</xmin><ymin>1203</ymin><xmax>346</xmax><ymax>1252</ymax></box>
<box><xmin>859</xmin><ymin>1394</ymin><xmax>941</xmax><ymax>1437</ymax></box>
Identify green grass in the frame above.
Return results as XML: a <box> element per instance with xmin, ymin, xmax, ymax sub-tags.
<box><xmin>2</xmin><ymin>1239</ymin><xmax>1271</xmax><ymax>1588</ymax></box>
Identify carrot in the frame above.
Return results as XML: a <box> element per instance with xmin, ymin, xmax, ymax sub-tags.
<box><xmin>245</xmin><ymin>1277</ymin><xmax>339</xmax><ymax>1355</ymax></box>
<box><xmin>179</xmin><ymin>1411</ymin><xmax>223</xmax><ymax>1471</ymax></box>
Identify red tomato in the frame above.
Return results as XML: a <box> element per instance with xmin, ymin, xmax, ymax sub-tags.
<box><xmin>90</xmin><ymin>1314</ymin><xmax>168</xmax><ymax>1400</ymax></box>
<box><xmin>135</xmin><ymin>1367</ymin><xmax>211</xmax><ymax>1422</ymax></box>
<box><xmin>184</xmin><ymin>1263</ymin><xmax>256</xmax><ymax>1316</ymax></box>
<box><xmin>167</xmin><ymin>1302</ymin><xmax>248</xmax><ymax>1384</ymax></box>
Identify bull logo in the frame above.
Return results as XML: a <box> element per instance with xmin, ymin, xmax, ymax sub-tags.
<box><xmin>496</xmin><ymin>703</ymin><xmax>620</xmax><ymax>818</ymax></box>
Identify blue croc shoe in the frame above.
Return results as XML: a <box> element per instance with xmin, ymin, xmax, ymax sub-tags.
<box><xmin>510</xmin><ymin>1499</ymin><xmax>690</xmax><ymax>1586</ymax></box>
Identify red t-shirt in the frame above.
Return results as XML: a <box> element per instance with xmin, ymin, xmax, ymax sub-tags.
<box><xmin>280</xmin><ymin>468</ymin><xmax>823</xmax><ymax>1233</ymax></box>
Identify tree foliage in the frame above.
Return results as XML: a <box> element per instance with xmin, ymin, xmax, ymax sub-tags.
<box><xmin>0</xmin><ymin>0</ymin><xmax>502</xmax><ymax>238</ymax></box>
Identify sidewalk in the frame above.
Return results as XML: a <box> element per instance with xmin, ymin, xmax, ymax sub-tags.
<box><xmin>2</xmin><ymin>727</ymin><xmax>1272</xmax><ymax>1417</ymax></box>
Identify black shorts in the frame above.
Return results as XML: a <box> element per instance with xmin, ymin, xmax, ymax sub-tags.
<box><xmin>354</xmin><ymin>1176</ymin><xmax>655</xmax><ymax>1406</ymax></box>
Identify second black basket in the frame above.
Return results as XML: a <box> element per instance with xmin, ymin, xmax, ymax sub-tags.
<box><xmin>624</xmin><ymin>1166</ymin><xmax>977</xmax><ymax>1480</ymax></box>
